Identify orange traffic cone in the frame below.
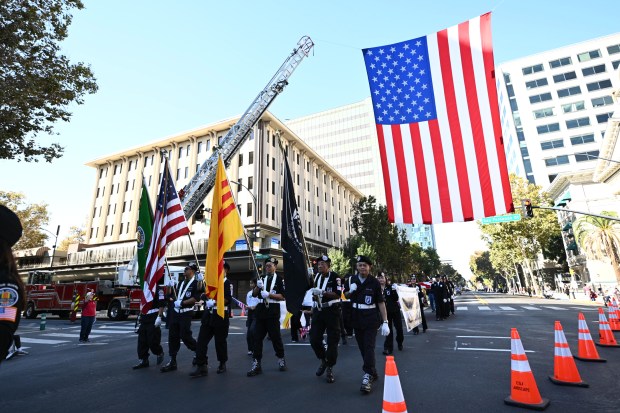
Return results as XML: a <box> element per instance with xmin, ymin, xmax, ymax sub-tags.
<box><xmin>608</xmin><ymin>301</ymin><xmax>620</xmax><ymax>331</ymax></box>
<box><xmin>574</xmin><ymin>313</ymin><xmax>606</xmax><ymax>362</ymax></box>
<box><xmin>596</xmin><ymin>308</ymin><xmax>620</xmax><ymax>347</ymax></box>
<box><xmin>383</xmin><ymin>355</ymin><xmax>407</xmax><ymax>413</ymax></box>
<box><xmin>240</xmin><ymin>305</ymin><xmax>246</xmax><ymax>317</ymax></box>
<box><xmin>549</xmin><ymin>321</ymin><xmax>588</xmax><ymax>387</ymax></box>
<box><xmin>504</xmin><ymin>328</ymin><xmax>550</xmax><ymax>411</ymax></box>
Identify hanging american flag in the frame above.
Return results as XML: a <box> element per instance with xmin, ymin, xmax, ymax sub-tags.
<box><xmin>141</xmin><ymin>157</ymin><xmax>190</xmax><ymax>313</ymax></box>
<box><xmin>362</xmin><ymin>13</ymin><xmax>513</xmax><ymax>224</ymax></box>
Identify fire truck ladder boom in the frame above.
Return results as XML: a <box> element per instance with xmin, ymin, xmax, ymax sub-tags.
<box><xmin>180</xmin><ymin>35</ymin><xmax>314</xmax><ymax>218</ymax></box>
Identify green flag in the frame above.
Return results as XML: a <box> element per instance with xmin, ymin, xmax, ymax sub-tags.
<box><xmin>137</xmin><ymin>180</ymin><xmax>154</xmax><ymax>288</ymax></box>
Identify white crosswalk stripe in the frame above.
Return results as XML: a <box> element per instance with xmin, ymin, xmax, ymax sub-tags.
<box><xmin>456</xmin><ymin>307</ymin><xmax>468</xmax><ymax>311</ymax></box>
<box><xmin>20</xmin><ymin>337</ymin><xmax>70</xmax><ymax>345</ymax></box>
<box><xmin>499</xmin><ymin>306</ymin><xmax>517</xmax><ymax>311</ymax></box>
<box><xmin>478</xmin><ymin>306</ymin><xmax>491</xmax><ymax>311</ymax></box>
<box><xmin>46</xmin><ymin>333</ymin><xmax>104</xmax><ymax>339</ymax></box>
<box><xmin>541</xmin><ymin>306</ymin><xmax>568</xmax><ymax>311</ymax></box>
<box><xmin>521</xmin><ymin>306</ymin><xmax>541</xmax><ymax>311</ymax></box>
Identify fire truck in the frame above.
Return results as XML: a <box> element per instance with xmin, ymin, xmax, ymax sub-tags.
<box><xmin>24</xmin><ymin>265</ymin><xmax>185</xmax><ymax>321</ymax></box>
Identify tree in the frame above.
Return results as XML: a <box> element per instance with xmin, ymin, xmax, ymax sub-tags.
<box><xmin>573</xmin><ymin>211</ymin><xmax>620</xmax><ymax>283</ymax></box>
<box><xmin>1</xmin><ymin>0</ymin><xmax>98</xmax><ymax>162</ymax></box>
<box><xmin>469</xmin><ymin>250</ymin><xmax>495</xmax><ymax>283</ymax></box>
<box><xmin>327</xmin><ymin>247</ymin><xmax>351</xmax><ymax>276</ymax></box>
<box><xmin>420</xmin><ymin>247</ymin><xmax>441</xmax><ymax>278</ymax></box>
<box><xmin>355</xmin><ymin>241</ymin><xmax>377</xmax><ymax>265</ymax></box>
<box><xmin>0</xmin><ymin>191</ymin><xmax>49</xmax><ymax>249</ymax></box>
<box><xmin>57</xmin><ymin>225</ymin><xmax>86</xmax><ymax>251</ymax></box>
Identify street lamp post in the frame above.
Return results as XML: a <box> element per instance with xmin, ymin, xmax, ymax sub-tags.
<box><xmin>229</xmin><ymin>180</ymin><xmax>258</xmax><ymax>254</ymax></box>
<box><xmin>40</xmin><ymin>225</ymin><xmax>60</xmax><ymax>270</ymax></box>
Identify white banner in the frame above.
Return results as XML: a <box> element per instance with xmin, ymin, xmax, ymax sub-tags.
<box><xmin>397</xmin><ymin>285</ymin><xmax>421</xmax><ymax>332</ymax></box>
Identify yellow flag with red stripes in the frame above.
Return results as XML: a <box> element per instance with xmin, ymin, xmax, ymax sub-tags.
<box><xmin>206</xmin><ymin>156</ymin><xmax>245</xmax><ymax>318</ymax></box>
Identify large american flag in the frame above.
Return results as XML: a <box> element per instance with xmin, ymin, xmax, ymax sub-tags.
<box><xmin>362</xmin><ymin>13</ymin><xmax>513</xmax><ymax>224</ymax></box>
<box><xmin>141</xmin><ymin>158</ymin><xmax>190</xmax><ymax>313</ymax></box>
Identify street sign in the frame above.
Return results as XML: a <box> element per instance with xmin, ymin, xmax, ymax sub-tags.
<box><xmin>480</xmin><ymin>213</ymin><xmax>522</xmax><ymax>225</ymax></box>
<box><xmin>255</xmin><ymin>253</ymin><xmax>270</xmax><ymax>260</ymax></box>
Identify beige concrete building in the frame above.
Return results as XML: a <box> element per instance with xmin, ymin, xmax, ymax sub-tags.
<box><xmin>84</xmin><ymin>111</ymin><xmax>363</xmax><ymax>259</ymax></box>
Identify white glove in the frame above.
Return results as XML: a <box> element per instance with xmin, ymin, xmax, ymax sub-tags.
<box><xmin>154</xmin><ymin>316</ymin><xmax>162</xmax><ymax>328</ymax></box>
<box><xmin>257</xmin><ymin>280</ymin><xmax>264</xmax><ymax>289</ymax></box>
<box><xmin>392</xmin><ymin>284</ymin><xmax>398</xmax><ymax>290</ymax></box>
<box><xmin>206</xmin><ymin>299</ymin><xmax>216</xmax><ymax>308</ymax></box>
<box><xmin>307</xmin><ymin>267</ymin><xmax>314</xmax><ymax>276</ymax></box>
<box><xmin>443</xmin><ymin>299</ymin><xmax>447</xmax><ymax>303</ymax></box>
<box><xmin>380</xmin><ymin>323</ymin><xmax>390</xmax><ymax>336</ymax></box>
<box><xmin>349</xmin><ymin>283</ymin><xmax>358</xmax><ymax>293</ymax></box>
<box><xmin>260</xmin><ymin>290</ymin><xmax>270</xmax><ymax>299</ymax></box>
<box><xmin>311</xmin><ymin>288</ymin><xmax>323</xmax><ymax>297</ymax></box>
<box><xmin>174</xmin><ymin>300</ymin><xmax>182</xmax><ymax>309</ymax></box>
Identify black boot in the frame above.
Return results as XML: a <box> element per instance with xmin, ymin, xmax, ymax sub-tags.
<box><xmin>160</xmin><ymin>358</ymin><xmax>177</xmax><ymax>373</ymax></box>
<box><xmin>216</xmin><ymin>362</ymin><xmax>226</xmax><ymax>374</ymax></box>
<box><xmin>360</xmin><ymin>373</ymin><xmax>372</xmax><ymax>394</ymax></box>
<box><xmin>315</xmin><ymin>359</ymin><xmax>327</xmax><ymax>376</ymax></box>
<box><xmin>132</xmin><ymin>359</ymin><xmax>149</xmax><ymax>369</ymax></box>
<box><xmin>156</xmin><ymin>353</ymin><xmax>164</xmax><ymax>365</ymax></box>
<box><xmin>326</xmin><ymin>366</ymin><xmax>335</xmax><ymax>383</ymax></box>
<box><xmin>189</xmin><ymin>364</ymin><xmax>208</xmax><ymax>378</ymax></box>
<box><xmin>247</xmin><ymin>359</ymin><xmax>262</xmax><ymax>377</ymax></box>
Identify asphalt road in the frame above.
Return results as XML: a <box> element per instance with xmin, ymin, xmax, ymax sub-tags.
<box><xmin>1</xmin><ymin>292</ymin><xmax>618</xmax><ymax>413</ymax></box>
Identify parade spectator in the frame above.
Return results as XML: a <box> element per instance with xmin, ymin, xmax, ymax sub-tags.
<box><xmin>79</xmin><ymin>291</ymin><xmax>97</xmax><ymax>343</ymax></box>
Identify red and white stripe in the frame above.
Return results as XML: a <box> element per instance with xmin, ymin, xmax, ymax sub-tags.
<box><xmin>554</xmin><ymin>324</ymin><xmax>573</xmax><ymax>358</ymax></box>
<box><xmin>378</xmin><ymin>13</ymin><xmax>513</xmax><ymax>224</ymax></box>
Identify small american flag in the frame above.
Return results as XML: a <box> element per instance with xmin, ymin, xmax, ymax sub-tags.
<box><xmin>0</xmin><ymin>306</ymin><xmax>17</xmax><ymax>322</ymax></box>
<box><xmin>362</xmin><ymin>13</ymin><xmax>513</xmax><ymax>224</ymax></box>
<box><xmin>141</xmin><ymin>158</ymin><xmax>190</xmax><ymax>313</ymax></box>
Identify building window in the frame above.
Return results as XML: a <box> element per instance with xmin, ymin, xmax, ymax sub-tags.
<box><xmin>566</xmin><ymin>117</ymin><xmax>590</xmax><ymax>129</ymax></box>
<box><xmin>272</xmin><ymin>156</ymin><xmax>275</xmax><ymax>171</ymax></box>
<box><xmin>608</xmin><ymin>44</ymin><xmax>620</xmax><ymax>55</ymax></box>
<box><xmin>198</xmin><ymin>141</ymin><xmax>203</xmax><ymax>153</ymax></box>
<box><xmin>577</xmin><ymin>49</ymin><xmax>601</xmax><ymax>62</ymax></box>
<box><xmin>176</xmin><ymin>168</ymin><xmax>180</xmax><ymax>180</ymax></box>
<box><xmin>533</xmin><ymin>107</ymin><xmax>555</xmax><ymax>119</ymax></box>
<box><xmin>206</xmin><ymin>139</ymin><xmax>211</xmax><ymax>151</ymax></box>
<box><xmin>552</xmin><ymin>71</ymin><xmax>576</xmax><ymax>83</ymax></box>
<box><xmin>178</xmin><ymin>147</ymin><xmax>183</xmax><ymax>159</ymax></box>
<box><xmin>247</xmin><ymin>203</ymin><xmax>252</xmax><ymax>217</ymax></box>
<box><xmin>596</xmin><ymin>112</ymin><xmax>613</xmax><ymax>123</ymax></box>
<box><xmin>307</xmin><ymin>200</ymin><xmax>310</xmax><ymax>211</ymax></box>
<box><xmin>575</xmin><ymin>150</ymin><xmax>599</xmax><ymax>162</ymax></box>
<box><xmin>266</xmin><ymin>154</ymin><xmax>269</xmax><ymax>167</ymax></box>
<box><xmin>296</xmin><ymin>152</ymin><xmax>300</xmax><ymax>165</ymax></box>
<box><xmin>536</xmin><ymin>123</ymin><xmax>560</xmax><ymax>134</ymax></box>
<box><xmin>120</xmin><ymin>223</ymin><xmax>124</xmax><ymax>235</ymax></box>
<box><xmin>266</xmin><ymin>204</ymin><xmax>269</xmax><ymax>219</ymax></box>
<box><xmin>544</xmin><ymin>155</ymin><xmax>570</xmax><ymax>166</ymax></box>
<box><xmin>125</xmin><ymin>181</ymin><xmax>129</xmax><ymax>192</ymax></box>
<box><xmin>557</xmin><ymin>86</ymin><xmax>581</xmax><ymax>98</ymax></box>
<box><xmin>529</xmin><ymin>92</ymin><xmax>552</xmax><ymax>104</ymax></box>
<box><xmin>114</xmin><ymin>165</ymin><xmax>119</xmax><ymax>175</ymax></box>
<box><xmin>249</xmin><ymin>151</ymin><xmax>254</xmax><ymax>164</ymax></box>
<box><xmin>549</xmin><ymin>56</ymin><xmax>572</xmax><ymax>68</ymax></box>
<box><xmin>562</xmin><ymin>101</ymin><xmax>585</xmax><ymax>114</ymax></box>
<box><xmin>548</xmin><ymin>174</ymin><xmax>557</xmax><ymax>183</ymax></box>
<box><xmin>570</xmin><ymin>133</ymin><xmax>595</xmax><ymax>146</ymax></box>
<box><xmin>586</xmin><ymin>79</ymin><xmax>612</xmax><ymax>92</ymax></box>
<box><xmin>540</xmin><ymin>139</ymin><xmax>564</xmax><ymax>150</ymax></box>
<box><xmin>582</xmin><ymin>64</ymin><xmax>606</xmax><ymax>76</ymax></box>
<box><xmin>96</xmin><ymin>187</ymin><xmax>100</xmax><ymax>198</ymax></box>
<box><xmin>317</xmin><ymin>206</ymin><xmax>320</xmax><ymax>216</ymax></box>
<box><xmin>525</xmin><ymin>78</ymin><xmax>548</xmax><ymax>89</ymax></box>
<box><xmin>591</xmin><ymin>95</ymin><xmax>613</xmax><ymax>107</ymax></box>
<box><xmin>522</xmin><ymin>64</ymin><xmax>543</xmax><ymax>75</ymax></box>
<box><xmin>272</xmin><ymin>181</ymin><xmax>275</xmax><ymax>195</ymax></box>
<box><xmin>613</xmin><ymin>60</ymin><xmax>620</xmax><ymax>70</ymax></box>
<box><xmin>248</xmin><ymin>176</ymin><xmax>253</xmax><ymax>190</ymax></box>
<box><xmin>122</xmin><ymin>201</ymin><xmax>127</xmax><ymax>213</ymax></box>
<box><xmin>184</xmin><ymin>167</ymin><xmax>188</xmax><ymax>178</ymax></box>
<box><xmin>239</xmin><ymin>154</ymin><xmax>243</xmax><ymax>166</ymax></box>
<box><xmin>272</xmin><ymin>206</ymin><xmax>275</xmax><ymax>219</ymax></box>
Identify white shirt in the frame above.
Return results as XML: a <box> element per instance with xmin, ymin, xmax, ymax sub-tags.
<box><xmin>246</xmin><ymin>290</ymin><xmax>260</xmax><ymax>308</ymax></box>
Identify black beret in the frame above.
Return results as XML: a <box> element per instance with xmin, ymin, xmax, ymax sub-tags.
<box><xmin>0</xmin><ymin>205</ymin><xmax>22</xmax><ymax>248</ymax></box>
<box><xmin>265</xmin><ymin>257</ymin><xmax>278</xmax><ymax>266</ymax></box>
<box><xmin>223</xmin><ymin>261</ymin><xmax>230</xmax><ymax>271</ymax></box>
<box><xmin>356</xmin><ymin>255</ymin><xmax>373</xmax><ymax>266</ymax></box>
<box><xmin>186</xmin><ymin>263</ymin><xmax>198</xmax><ymax>271</ymax></box>
<box><xmin>316</xmin><ymin>254</ymin><xmax>331</xmax><ymax>264</ymax></box>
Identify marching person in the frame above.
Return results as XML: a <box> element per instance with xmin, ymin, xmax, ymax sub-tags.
<box><xmin>190</xmin><ymin>261</ymin><xmax>232</xmax><ymax>377</ymax></box>
<box><xmin>336</xmin><ymin>277</ymin><xmax>347</xmax><ymax>345</ymax></box>
<box><xmin>247</xmin><ymin>257</ymin><xmax>287</xmax><ymax>376</ymax></box>
<box><xmin>161</xmin><ymin>263</ymin><xmax>203</xmax><ymax>372</ymax></box>
<box><xmin>345</xmin><ymin>255</ymin><xmax>390</xmax><ymax>394</ymax></box>
<box><xmin>0</xmin><ymin>205</ymin><xmax>25</xmax><ymax>366</ymax></box>
<box><xmin>412</xmin><ymin>282</ymin><xmax>428</xmax><ymax>335</ymax></box>
<box><xmin>378</xmin><ymin>273</ymin><xmax>403</xmax><ymax>354</ymax></box>
<box><xmin>341</xmin><ymin>273</ymin><xmax>354</xmax><ymax>339</ymax></box>
<box><xmin>245</xmin><ymin>278</ymin><xmax>260</xmax><ymax>356</ymax></box>
<box><xmin>79</xmin><ymin>290</ymin><xmax>97</xmax><ymax>343</ymax></box>
<box><xmin>132</xmin><ymin>282</ymin><xmax>165</xmax><ymax>369</ymax></box>
<box><xmin>309</xmin><ymin>255</ymin><xmax>341</xmax><ymax>384</ymax></box>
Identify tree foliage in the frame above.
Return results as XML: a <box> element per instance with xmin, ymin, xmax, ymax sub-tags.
<box><xmin>573</xmin><ymin>211</ymin><xmax>620</xmax><ymax>283</ymax></box>
<box><xmin>0</xmin><ymin>190</ymin><xmax>49</xmax><ymax>249</ymax></box>
<box><xmin>0</xmin><ymin>0</ymin><xmax>98</xmax><ymax>162</ymax></box>
<box><xmin>57</xmin><ymin>225</ymin><xmax>85</xmax><ymax>251</ymax></box>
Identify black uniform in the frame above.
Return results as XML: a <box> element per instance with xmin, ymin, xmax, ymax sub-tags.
<box><xmin>252</xmin><ymin>273</ymin><xmax>285</xmax><ymax>361</ymax></box>
<box><xmin>136</xmin><ymin>284</ymin><xmax>164</xmax><ymax>362</ymax></box>
<box><xmin>382</xmin><ymin>284</ymin><xmax>403</xmax><ymax>353</ymax></box>
<box><xmin>310</xmin><ymin>271</ymin><xmax>341</xmax><ymax>367</ymax></box>
<box><xmin>349</xmin><ymin>274</ymin><xmax>384</xmax><ymax>377</ymax></box>
<box><xmin>0</xmin><ymin>269</ymin><xmax>23</xmax><ymax>363</ymax></box>
<box><xmin>168</xmin><ymin>277</ymin><xmax>202</xmax><ymax>358</ymax></box>
<box><xmin>195</xmin><ymin>278</ymin><xmax>232</xmax><ymax>367</ymax></box>
<box><xmin>341</xmin><ymin>275</ymin><xmax>354</xmax><ymax>337</ymax></box>
<box><xmin>431</xmin><ymin>281</ymin><xmax>447</xmax><ymax>320</ymax></box>
<box><xmin>412</xmin><ymin>285</ymin><xmax>428</xmax><ymax>334</ymax></box>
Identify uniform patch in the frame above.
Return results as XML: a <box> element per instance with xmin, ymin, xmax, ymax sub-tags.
<box><xmin>365</xmin><ymin>295</ymin><xmax>372</xmax><ymax>305</ymax></box>
<box><xmin>185</xmin><ymin>291</ymin><xmax>191</xmax><ymax>298</ymax></box>
<box><xmin>0</xmin><ymin>287</ymin><xmax>19</xmax><ymax>307</ymax></box>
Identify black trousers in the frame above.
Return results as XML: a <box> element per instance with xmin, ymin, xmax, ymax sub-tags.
<box><xmin>0</xmin><ymin>331</ymin><xmax>13</xmax><ymax>363</ymax></box>
<box><xmin>252</xmin><ymin>315</ymin><xmax>284</xmax><ymax>361</ymax></box>
<box><xmin>384</xmin><ymin>310</ymin><xmax>404</xmax><ymax>351</ymax></box>
<box><xmin>290</xmin><ymin>310</ymin><xmax>302</xmax><ymax>340</ymax></box>
<box><xmin>195</xmin><ymin>313</ymin><xmax>229</xmax><ymax>366</ymax></box>
<box><xmin>354</xmin><ymin>326</ymin><xmax>378</xmax><ymax>376</ymax></box>
<box><xmin>310</xmin><ymin>307</ymin><xmax>341</xmax><ymax>366</ymax></box>
<box><xmin>341</xmin><ymin>302</ymin><xmax>353</xmax><ymax>336</ymax></box>
<box><xmin>246</xmin><ymin>311</ymin><xmax>256</xmax><ymax>352</ymax></box>
<box><xmin>168</xmin><ymin>311</ymin><xmax>196</xmax><ymax>357</ymax></box>
<box><xmin>137</xmin><ymin>313</ymin><xmax>163</xmax><ymax>360</ymax></box>
<box><xmin>413</xmin><ymin>298</ymin><xmax>428</xmax><ymax>332</ymax></box>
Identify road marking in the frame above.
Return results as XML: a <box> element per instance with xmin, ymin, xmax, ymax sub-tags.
<box><xmin>478</xmin><ymin>306</ymin><xmax>491</xmax><ymax>311</ymax></box>
<box><xmin>542</xmin><ymin>306</ymin><xmax>568</xmax><ymax>311</ymax></box>
<box><xmin>92</xmin><ymin>330</ymin><xmax>133</xmax><ymax>334</ymax></box>
<box><xmin>456</xmin><ymin>307</ymin><xmax>468</xmax><ymax>311</ymax></box>
<box><xmin>456</xmin><ymin>336</ymin><xmax>510</xmax><ymax>339</ymax></box>
<box><xmin>499</xmin><ymin>306</ymin><xmax>517</xmax><ymax>311</ymax></box>
<box><xmin>286</xmin><ymin>343</ymin><xmax>311</xmax><ymax>346</ymax></box>
<box><xmin>98</xmin><ymin>325</ymin><xmax>135</xmax><ymax>330</ymax></box>
<box><xmin>473</xmin><ymin>295</ymin><xmax>488</xmax><ymax>305</ymax></box>
<box><xmin>455</xmin><ymin>347</ymin><xmax>534</xmax><ymax>352</ymax></box>
<box><xmin>521</xmin><ymin>306</ymin><xmax>541</xmax><ymax>310</ymax></box>
<box><xmin>45</xmin><ymin>333</ymin><xmax>104</xmax><ymax>339</ymax></box>
<box><xmin>20</xmin><ymin>337</ymin><xmax>70</xmax><ymax>345</ymax></box>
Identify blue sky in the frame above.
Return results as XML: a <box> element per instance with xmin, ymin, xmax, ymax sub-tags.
<box><xmin>2</xmin><ymin>0</ymin><xmax>619</xmax><ymax>276</ymax></box>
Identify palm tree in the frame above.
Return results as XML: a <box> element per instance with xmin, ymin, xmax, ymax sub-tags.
<box><xmin>573</xmin><ymin>211</ymin><xmax>620</xmax><ymax>284</ymax></box>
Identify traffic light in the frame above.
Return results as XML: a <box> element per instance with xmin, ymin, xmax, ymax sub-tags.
<box><xmin>195</xmin><ymin>204</ymin><xmax>205</xmax><ymax>221</ymax></box>
<box><xmin>521</xmin><ymin>199</ymin><xmax>534</xmax><ymax>218</ymax></box>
